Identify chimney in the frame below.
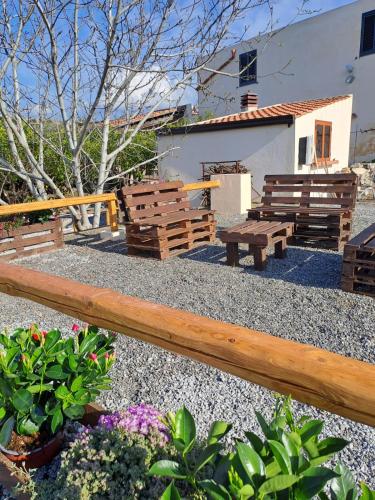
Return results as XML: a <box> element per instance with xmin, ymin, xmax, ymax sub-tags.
<box><xmin>240</xmin><ymin>92</ymin><xmax>258</xmax><ymax>112</ymax></box>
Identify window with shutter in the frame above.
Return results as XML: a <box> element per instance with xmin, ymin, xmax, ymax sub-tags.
<box><xmin>360</xmin><ymin>10</ymin><xmax>375</xmax><ymax>56</ymax></box>
<box><xmin>315</xmin><ymin>121</ymin><xmax>332</xmax><ymax>163</ymax></box>
<box><xmin>239</xmin><ymin>50</ymin><xmax>257</xmax><ymax>86</ymax></box>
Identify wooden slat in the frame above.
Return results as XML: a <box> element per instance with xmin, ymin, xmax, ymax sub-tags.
<box><xmin>122</xmin><ymin>181</ymin><xmax>183</xmax><ymax>195</ymax></box>
<box><xmin>0</xmin><ymin>262</ymin><xmax>373</xmax><ymax>426</ymax></box>
<box><xmin>264</xmin><ymin>185</ymin><xmax>357</xmax><ymax>194</ymax></box>
<box><xmin>125</xmin><ymin>190</ymin><xmax>188</xmax><ymax>207</ymax></box>
<box><xmin>264</xmin><ymin>174</ymin><xmax>357</xmax><ymax>184</ymax></box>
<box><xmin>130</xmin><ymin>201</ymin><xmax>190</xmax><ymax>221</ymax></box>
<box><xmin>251</xmin><ymin>206</ymin><xmax>348</xmax><ymax>215</ymax></box>
<box><xmin>261</xmin><ymin>196</ymin><xmax>353</xmax><ymax>207</ymax></box>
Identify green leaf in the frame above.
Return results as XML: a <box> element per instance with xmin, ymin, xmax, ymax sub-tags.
<box><xmin>44</xmin><ymin>329</ymin><xmax>61</xmax><ymax>352</ymax></box>
<box><xmin>45</xmin><ymin>364</ymin><xmax>69</xmax><ymax>380</ymax></box>
<box><xmin>194</xmin><ymin>443</ymin><xmax>222</xmax><ymax>473</ymax></box>
<box><xmin>160</xmin><ymin>482</ymin><xmax>181</xmax><ymax>500</ymax></box>
<box><xmin>79</xmin><ymin>332</ymin><xmax>99</xmax><ymax>354</ymax></box>
<box><xmin>70</xmin><ymin>375</ymin><xmax>83</xmax><ymax>392</ymax></box>
<box><xmin>63</xmin><ymin>405</ymin><xmax>85</xmax><ymax>420</ymax></box>
<box><xmin>73</xmin><ymin>389</ymin><xmax>91</xmax><ymax>405</ymax></box>
<box><xmin>0</xmin><ymin>416</ymin><xmax>14</xmax><ymax>447</ymax></box>
<box><xmin>298</xmin><ymin>467</ymin><xmax>340</xmax><ymax>498</ymax></box>
<box><xmin>282</xmin><ymin>432</ymin><xmax>299</xmax><ymax>457</ymax></box>
<box><xmin>55</xmin><ymin>385</ymin><xmax>70</xmax><ymax>400</ymax></box>
<box><xmin>265</xmin><ymin>457</ymin><xmax>281</xmax><ymax>478</ymax></box>
<box><xmin>148</xmin><ymin>460</ymin><xmax>186</xmax><ymax>479</ymax></box>
<box><xmin>317</xmin><ymin>437</ymin><xmax>349</xmax><ymax>456</ymax></box>
<box><xmin>258</xmin><ymin>474</ymin><xmax>299</xmax><ymax>496</ymax></box>
<box><xmin>175</xmin><ymin>406</ymin><xmax>196</xmax><ymax>454</ymax></box>
<box><xmin>27</xmin><ymin>384</ymin><xmax>52</xmax><ymax>394</ymax></box>
<box><xmin>330</xmin><ymin>463</ymin><xmax>358</xmax><ymax>500</ymax></box>
<box><xmin>360</xmin><ymin>483</ymin><xmax>375</xmax><ymax>500</ymax></box>
<box><xmin>0</xmin><ymin>378</ymin><xmax>12</xmax><ymax>398</ymax></box>
<box><xmin>68</xmin><ymin>354</ymin><xmax>78</xmax><ymax>371</ymax></box>
<box><xmin>51</xmin><ymin>407</ymin><xmax>63</xmax><ymax>434</ymax></box>
<box><xmin>31</xmin><ymin>406</ymin><xmax>47</xmax><ymax>426</ymax></box>
<box><xmin>199</xmin><ymin>480</ymin><xmax>231</xmax><ymax>500</ymax></box>
<box><xmin>0</xmin><ymin>407</ymin><xmax>6</xmax><ymax>420</ymax></box>
<box><xmin>255</xmin><ymin>411</ymin><xmax>274</xmax><ymax>439</ymax></box>
<box><xmin>237</xmin><ymin>442</ymin><xmax>265</xmax><ymax>479</ymax></box>
<box><xmin>238</xmin><ymin>484</ymin><xmax>255</xmax><ymax>499</ymax></box>
<box><xmin>18</xmin><ymin>416</ymin><xmax>39</xmax><ymax>436</ymax></box>
<box><xmin>207</xmin><ymin>421</ymin><xmax>232</xmax><ymax>445</ymax></box>
<box><xmin>245</xmin><ymin>431</ymin><xmax>266</xmax><ymax>455</ymax></box>
<box><xmin>5</xmin><ymin>347</ymin><xmax>19</xmax><ymax>368</ymax></box>
<box><xmin>299</xmin><ymin>420</ymin><xmax>323</xmax><ymax>444</ymax></box>
<box><xmin>12</xmin><ymin>388</ymin><xmax>33</xmax><ymax>412</ymax></box>
<box><xmin>268</xmin><ymin>440</ymin><xmax>292</xmax><ymax>474</ymax></box>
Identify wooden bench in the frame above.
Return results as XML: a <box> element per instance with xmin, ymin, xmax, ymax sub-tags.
<box><xmin>342</xmin><ymin>223</ymin><xmax>375</xmax><ymax>298</ymax></box>
<box><xmin>247</xmin><ymin>174</ymin><xmax>358</xmax><ymax>251</ymax></box>
<box><xmin>116</xmin><ymin>181</ymin><xmax>216</xmax><ymax>259</ymax></box>
<box><xmin>219</xmin><ymin>220</ymin><xmax>294</xmax><ymax>270</ymax></box>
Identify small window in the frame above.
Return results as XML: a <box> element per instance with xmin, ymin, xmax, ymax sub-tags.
<box><xmin>360</xmin><ymin>10</ymin><xmax>375</xmax><ymax>56</ymax></box>
<box><xmin>315</xmin><ymin>121</ymin><xmax>332</xmax><ymax>162</ymax></box>
<box><xmin>239</xmin><ymin>50</ymin><xmax>257</xmax><ymax>86</ymax></box>
<box><xmin>298</xmin><ymin>137</ymin><xmax>308</xmax><ymax>165</ymax></box>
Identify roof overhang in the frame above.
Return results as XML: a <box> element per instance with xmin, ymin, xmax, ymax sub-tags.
<box><xmin>159</xmin><ymin>114</ymin><xmax>294</xmax><ymax>136</ymax></box>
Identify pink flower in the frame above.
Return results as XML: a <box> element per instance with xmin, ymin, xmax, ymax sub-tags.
<box><xmin>88</xmin><ymin>353</ymin><xmax>98</xmax><ymax>362</ymax></box>
<box><xmin>72</xmin><ymin>323</ymin><xmax>80</xmax><ymax>332</ymax></box>
<box><xmin>104</xmin><ymin>352</ymin><xmax>110</xmax><ymax>359</ymax></box>
<box><xmin>41</xmin><ymin>330</ymin><xmax>48</xmax><ymax>338</ymax></box>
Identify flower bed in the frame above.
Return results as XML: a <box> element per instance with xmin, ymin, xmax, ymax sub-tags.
<box><xmin>0</xmin><ymin>211</ymin><xmax>63</xmax><ymax>261</ymax></box>
<box><xmin>0</xmin><ymin>324</ymin><xmax>373</xmax><ymax>500</ymax></box>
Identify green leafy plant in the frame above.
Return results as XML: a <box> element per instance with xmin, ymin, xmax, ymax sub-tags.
<box><xmin>0</xmin><ymin>324</ymin><xmax>115</xmax><ymax>449</ymax></box>
<box><xmin>150</xmin><ymin>397</ymin><xmax>375</xmax><ymax>499</ymax></box>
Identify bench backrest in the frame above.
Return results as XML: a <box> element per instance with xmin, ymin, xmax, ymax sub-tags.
<box><xmin>117</xmin><ymin>181</ymin><xmax>191</xmax><ymax>223</ymax></box>
<box><xmin>261</xmin><ymin>174</ymin><xmax>358</xmax><ymax>210</ymax></box>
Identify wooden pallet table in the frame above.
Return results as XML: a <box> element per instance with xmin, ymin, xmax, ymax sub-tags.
<box><xmin>342</xmin><ymin>223</ymin><xmax>375</xmax><ymax>298</ymax></box>
<box><xmin>219</xmin><ymin>220</ymin><xmax>294</xmax><ymax>270</ymax></box>
<box><xmin>117</xmin><ymin>181</ymin><xmax>216</xmax><ymax>260</ymax></box>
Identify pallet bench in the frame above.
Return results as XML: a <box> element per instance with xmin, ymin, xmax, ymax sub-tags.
<box><xmin>219</xmin><ymin>220</ymin><xmax>294</xmax><ymax>270</ymax></box>
<box><xmin>342</xmin><ymin>223</ymin><xmax>375</xmax><ymax>298</ymax></box>
<box><xmin>117</xmin><ymin>181</ymin><xmax>216</xmax><ymax>260</ymax></box>
<box><xmin>247</xmin><ymin>174</ymin><xmax>358</xmax><ymax>251</ymax></box>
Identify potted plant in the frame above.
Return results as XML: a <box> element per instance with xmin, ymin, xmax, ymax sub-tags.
<box><xmin>0</xmin><ymin>323</ymin><xmax>115</xmax><ymax>468</ymax></box>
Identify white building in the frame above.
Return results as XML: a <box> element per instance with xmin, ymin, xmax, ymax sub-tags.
<box><xmin>158</xmin><ymin>95</ymin><xmax>353</xmax><ymax>204</ymax></box>
<box><xmin>198</xmin><ymin>0</ymin><xmax>375</xmax><ymax>162</ymax></box>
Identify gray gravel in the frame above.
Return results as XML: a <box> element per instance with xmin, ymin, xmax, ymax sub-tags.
<box><xmin>0</xmin><ymin>202</ymin><xmax>374</xmax><ymax>488</ymax></box>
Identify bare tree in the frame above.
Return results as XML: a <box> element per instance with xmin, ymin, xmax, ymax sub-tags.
<box><xmin>0</xmin><ymin>0</ymin><xmax>274</xmax><ymax>228</ymax></box>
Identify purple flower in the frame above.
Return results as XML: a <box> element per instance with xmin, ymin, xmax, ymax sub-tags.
<box><xmin>97</xmin><ymin>404</ymin><xmax>169</xmax><ymax>444</ymax></box>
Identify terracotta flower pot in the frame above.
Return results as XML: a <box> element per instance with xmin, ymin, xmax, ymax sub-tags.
<box><xmin>0</xmin><ymin>431</ymin><xmax>64</xmax><ymax>469</ymax></box>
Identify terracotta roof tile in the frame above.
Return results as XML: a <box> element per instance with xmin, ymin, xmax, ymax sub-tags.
<box><xmin>195</xmin><ymin>95</ymin><xmax>350</xmax><ymax>126</ymax></box>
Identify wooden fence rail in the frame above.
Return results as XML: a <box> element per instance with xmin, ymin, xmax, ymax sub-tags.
<box><xmin>0</xmin><ymin>261</ymin><xmax>373</xmax><ymax>427</ymax></box>
<box><xmin>0</xmin><ymin>193</ymin><xmax>119</xmax><ymax>233</ymax></box>
<box><xmin>0</xmin><ymin>181</ymin><xmax>220</xmax><ymax>234</ymax></box>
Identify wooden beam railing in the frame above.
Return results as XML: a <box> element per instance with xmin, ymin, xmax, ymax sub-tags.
<box><xmin>0</xmin><ymin>261</ymin><xmax>373</xmax><ymax>427</ymax></box>
<box><xmin>183</xmin><ymin>180</ymin><xmax>220</xmax><ymax>192</ymax></box>
<box><xmin>0</xmin><ymin>193</ymin><xmax>119</xmax><ymax>233</ymax></box>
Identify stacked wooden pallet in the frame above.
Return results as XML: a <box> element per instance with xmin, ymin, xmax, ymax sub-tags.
<box><xmin>0</xmin><ymin>219</ymin><xmax>64</xmax><ymax>261</ymax></box>
<box><xmin>342</xmin><ymin>223</ymin><xmax>375</xmax><ymax>298</ymax></box>
<box><xmin>248</xmin><ymin>174</ymin><xmax>358</xmax><ymax>251</ymax></box>
<box><xmin>117</xmin><ymin>181</ymin><xmax>216</xmax><ymax>260</ymax></box>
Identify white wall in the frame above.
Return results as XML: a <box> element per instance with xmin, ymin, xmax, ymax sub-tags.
<box><xmin>198</xmin><ymin>0</ymin><xmax>375</xmax><ymax>162</ymax></box>
<box><xmin>158</xmin><ymin>123</ymin><xmax>295</xmax><ymax>205</ymax></box>
<box><xmin>294</xmin><ymin>96</ymin><xmax>353</xmax><ymax>173</ymax></box>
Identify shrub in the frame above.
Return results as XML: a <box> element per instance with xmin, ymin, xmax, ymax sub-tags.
<box><xmin>0</xmin><ymin>324</ymin><xmax>115</xmax><ymax>449</ymax></box>
<box><xmin>150</xmin><ymin>397</ymin><xmax>375</xmax><ymax>499</ymax></box>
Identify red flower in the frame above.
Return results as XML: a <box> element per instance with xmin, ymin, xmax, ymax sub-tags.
<box><xmin>41</xmin><ymin>330</ymin><xmax>48</xmax><ymax>338</ymax></box>
<box><xmin>72</xmin><ymin>323</ymin><xmax>80</xmax><ymax>332</ymax></box>
<box><xmin>88</xmin><ymin>353</ymin><xmax>98</xmax><ymax>362</ymax></box>
<box><xmin>32</xmin><ymin>333</ymin><xmax>39</xmax><ymax>341</ymax></box>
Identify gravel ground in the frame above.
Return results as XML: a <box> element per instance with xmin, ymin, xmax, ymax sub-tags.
<box><xmin>0</xmin><ymin>202</ymin><xmax>374</xmax><ymax>489</ymax></box>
